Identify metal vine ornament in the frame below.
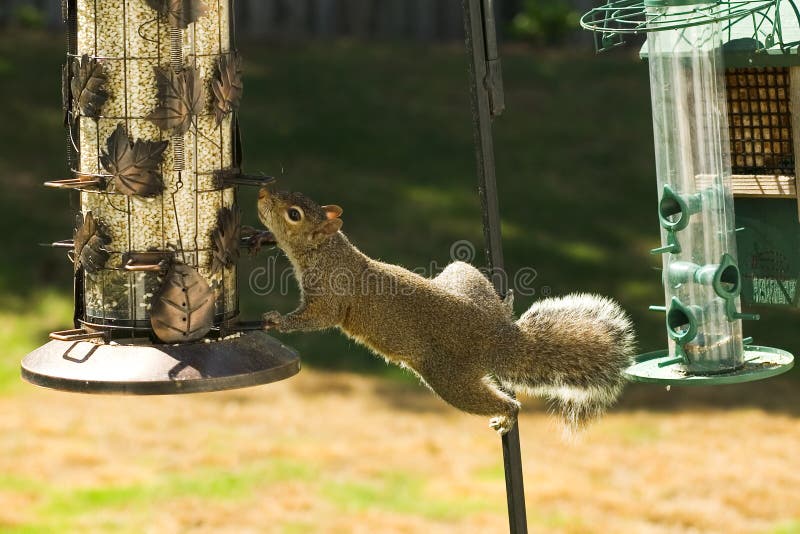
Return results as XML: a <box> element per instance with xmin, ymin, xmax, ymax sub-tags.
<box><xmin>23</xmin><ymin>0</ymin><xmax>299</xmax><ymax>394</ymax></box>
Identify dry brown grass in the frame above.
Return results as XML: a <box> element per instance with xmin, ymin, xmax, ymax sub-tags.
<box><xmin>0</xmin><ymin>369</ymin><xmax>799</xmax><ymax>533</ymax></box>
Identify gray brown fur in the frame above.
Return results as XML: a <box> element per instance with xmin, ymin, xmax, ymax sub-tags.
<box><xmin>258</xmin><ymin>189</ymin><xmax>636</xmax><ymax>434</ymax></box>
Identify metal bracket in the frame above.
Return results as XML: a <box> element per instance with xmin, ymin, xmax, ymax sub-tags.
<box><xmin>486</xmin><ymin>58</ymin><xmax>505</xmax><ymax>117</ymax></box>
<box><xmin>122</xmin><ymin>251</ymin><xmax>173</xmax><ymax>273</ymax></box>
<box><xmin>219</xmin><ymin>171</ymin><xmax>276</xmax><ymax>188</ymax></box>
<box><xmin>48</xmin><ymin>239</ymin><xmax>75</xmax><ymax>249</ymax></box>
<box><xmin>49</xmin><ymin>328</ymin><xmax>106</xmax><ymax>342</ymax></box>
<box><xmin>480</xmin><ymin>0</ymin><xmax>505</xmax><ymax>117</ymax></box>
<box><xmin>44</xmin><ymin>176</ymin><xmax>103</xmax><ymax>190</ymax></box>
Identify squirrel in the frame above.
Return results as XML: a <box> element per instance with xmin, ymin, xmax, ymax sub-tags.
<box><xmin>257</xmin><ymin>188</ymin><xmax>636</xmax><ymax>434</ymax></box>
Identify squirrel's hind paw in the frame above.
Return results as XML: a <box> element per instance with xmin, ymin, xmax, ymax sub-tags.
<box><xmin>489</xmin><ymin>415</ymin><xmax>516</xmax><ymax>435</ymax></box>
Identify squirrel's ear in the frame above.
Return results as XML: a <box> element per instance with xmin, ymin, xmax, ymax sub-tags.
<box><xmin>315</xmin><ymin>217</ymin><xmax>343</xmax><ymax>238</ymax></box>
<box><xmin>322</xmin><ymin>205</ymin><xmax>343</xmax><ymax>220</ymax></box>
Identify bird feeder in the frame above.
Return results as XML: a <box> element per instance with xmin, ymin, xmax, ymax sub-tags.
<box><xmin>581</xmin><ymin>0</ymin><xmax>795</xmax><ymax>384</ymax></box>
<box><xmin>22</xmin><ymin>0</ymin><xmax>299</xmax><ymax>393</ymax></box>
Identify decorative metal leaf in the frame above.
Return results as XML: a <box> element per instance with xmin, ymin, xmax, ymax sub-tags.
<box><xmin>148</xmin><ymin>66</ymin><xmax>205</xmax><ymax>135</ymax></box>
<box><xmin>70</xmin><ymin>55</ymin><xmax>109</xmax><ymax>119</ymax></box>
<box><xmin>145</xmin><ymin>0</ymin><xmax>208</xmax><ymax>29</ymax></box>
<box><xmin>210</xmin><ymin>206</ymin><xmax>241</xmax><ymax>276</ymax></box>
<box><xmin>74</xmin><ymin>211</ymin><xmax>111</xmax><ymax>274</ymax></box>
<box><xmin>212</xmin><ymin>53</ymin><xmax>243</xmax><ymax>126</ymax></box>
<box><xmin>100</xmin><ymin>124</ymin><xmax>168</xmax><ymax>197</ymax></box>
<box><xmin>150</xmin><ymin>263</ymin><xmax>215</xmax><ymax>343</ymax></box>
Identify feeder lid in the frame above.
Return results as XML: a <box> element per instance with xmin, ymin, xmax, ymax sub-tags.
<box><xmin>625</xmin><ymin>345</ymin><xmax>794</xmax><ymax>385</ymax></box>
<box><xmin>21</xmin><ymin>331</ymin><xmax>300</xmax><ymax>395</ymax></box>
<box><xmin>637</xmin><ymin>0</ymin><xmax>800</xmax><ymax>67</ymax></box>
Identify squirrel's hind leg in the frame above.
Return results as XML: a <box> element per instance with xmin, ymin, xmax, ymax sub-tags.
<box><xmin>418</xmin><ymin>365</ymin><xmax>520</xmax><ymax>435</ymax></box>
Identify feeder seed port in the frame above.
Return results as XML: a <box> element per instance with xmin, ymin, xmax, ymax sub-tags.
<box><xmin>658</xmin><ymin>184</ymin><xmax>703</xmax><ymax>232</ymax></box>
<box><xmin>666</xmin><ymin>296</ymin><xmax>701</xmax><ymax>345</ymax></box>
<box><xmin>666</xmin><ymin>253</ymin><xmax>741</xmax><ymax>299</ymax></box>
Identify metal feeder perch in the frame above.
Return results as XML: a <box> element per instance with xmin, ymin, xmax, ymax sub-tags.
<box><xmin>22</xmin><ymin>0</ymin><xmax>299</xmax><ymax>394</ymax></box>
<box><xmin>581</xmin><ymin>0</ymin><xmax>796</xmax><ymax>384</ymax></box>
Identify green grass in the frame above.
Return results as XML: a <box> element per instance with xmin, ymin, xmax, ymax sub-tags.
<box><xmin>0</xmin><ymin>292</ymin><xmax>72</xmax><ymax>393</ymax></box>
<box><xmin>1</xmin><ymin>459</ymin><xmax>317</xmax><ymax>532</ymax></box>
<box><xmin>474</xmin><ymin>462</ymin><xmax>505</xmax><ymax>482</ymax></box>
<box><xmin>322</xmin><ymin>470</ymin><xmax>499</xmax><ymax>520</ymax></box>
<box><xmin>1</xmin><ymin>461</ymin><xmax>504</xmax><ymax>532</ymax></box>
<box><xmin>280</xmin><ymin>522</ymin><xmax>317</xmax><ymax>534</ymax></box>
<box><xmin>769</xmin><ymin>520</ymin><xmax>800</xmax><ymax>534</ymax></box>
<box><xmin>1</xmin><ymin>30</ymin><xmax>799</xmax><ymax>380</ymax></box>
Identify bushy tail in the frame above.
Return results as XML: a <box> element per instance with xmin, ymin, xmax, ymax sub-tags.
<box><xmin>508</xmin><ymin>293</ymin><xmax>636</xmax><ymax>434</ymax></box>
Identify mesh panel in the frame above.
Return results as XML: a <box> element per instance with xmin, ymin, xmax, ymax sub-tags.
<box><xmin>726</xmin><ymin>67</ymin><xmax>794</xmax><ymax>176</ymax></box>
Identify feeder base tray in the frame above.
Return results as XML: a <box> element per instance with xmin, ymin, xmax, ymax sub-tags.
<box><xmin>625</xmin><ymin>345</ymin><xmax>793</xmax><ymax>385</ymax></box>
<box><xmin>21</xmin><ymin>331</ymin><xmax>300</xmax><ymax>395</ymax></box>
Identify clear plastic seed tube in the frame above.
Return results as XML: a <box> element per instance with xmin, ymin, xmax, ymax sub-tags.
<box><xmin>647</xmin><ymin>3</ymin><xmax>744</xmax><ymax>373</ymax></box>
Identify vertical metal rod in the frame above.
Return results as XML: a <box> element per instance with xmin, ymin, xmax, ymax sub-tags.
<box><xmin>462</xmin><ymin>1</ymin><xmax>528</xmax><ymax>533</ymax></box>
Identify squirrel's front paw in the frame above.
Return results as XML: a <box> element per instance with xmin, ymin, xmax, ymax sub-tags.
<box><xmin>248</xmin><ymin>230</ymin><xmax>277</xmax><ymax>256</ymax></box>
<box><xmin>262</xmin><ymin>311</ymin><xmax>284</xmax><ymax>331</ymax></box>
<box><xmin>489</xmin><ymin>415</ymin><xmax>516</xmax><ymax>436</ymax></box>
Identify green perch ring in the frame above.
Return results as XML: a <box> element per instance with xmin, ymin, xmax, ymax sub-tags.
<box><xmin>626</xmin><ymin>345</ymin><xmax>794</xmax><ymax>386</ymax></box>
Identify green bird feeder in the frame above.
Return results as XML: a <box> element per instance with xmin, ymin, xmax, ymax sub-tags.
<box><xmin>581</xmin><ymin>0</ymin><xmax>797</xmax><ymax>384</ymax></box>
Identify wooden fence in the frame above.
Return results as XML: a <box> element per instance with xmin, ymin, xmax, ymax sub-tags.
<box><xmin>1</xmin><ymin>0</ymin><xmax>525</xmax><ymax>41</ymax></box>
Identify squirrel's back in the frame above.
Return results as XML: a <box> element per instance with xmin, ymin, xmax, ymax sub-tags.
<box><xmin>339</xmin><ymin>258</ymin><xmax>514</xmax><ymax>370</ymax></box>
<box><xmin>496</xmin><ymin>293</ymin><xmax>635</xmax><ymax>432</ymax></box>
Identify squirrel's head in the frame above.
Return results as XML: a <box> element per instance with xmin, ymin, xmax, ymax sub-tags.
<box><xmin>257</xmin><ymin>188</ymin><xmax>343</xmax><ymax>251</ymax></box>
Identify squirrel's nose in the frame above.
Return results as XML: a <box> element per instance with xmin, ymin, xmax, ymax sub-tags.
<box><xmin>258</xmin><ymin>187</ymin><xmax>270</xmax><ymax>200</ymax></box>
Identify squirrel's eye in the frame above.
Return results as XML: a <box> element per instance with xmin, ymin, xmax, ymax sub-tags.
<box><xmin>287</xmin><ymin>208</ymin><xmax>302</xmax><ymax>222</ymax></box>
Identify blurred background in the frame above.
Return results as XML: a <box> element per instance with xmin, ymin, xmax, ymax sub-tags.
<box><xmin>1</xmin><ymin>1</ymin><xmax>799</xmax><ymax>532</ymax></box>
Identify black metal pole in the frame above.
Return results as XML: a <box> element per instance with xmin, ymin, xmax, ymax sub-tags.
<box><xmin>462</xmin><ymin>1</ymin><xmax>528</xmax><ymax>533</ymax></box>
